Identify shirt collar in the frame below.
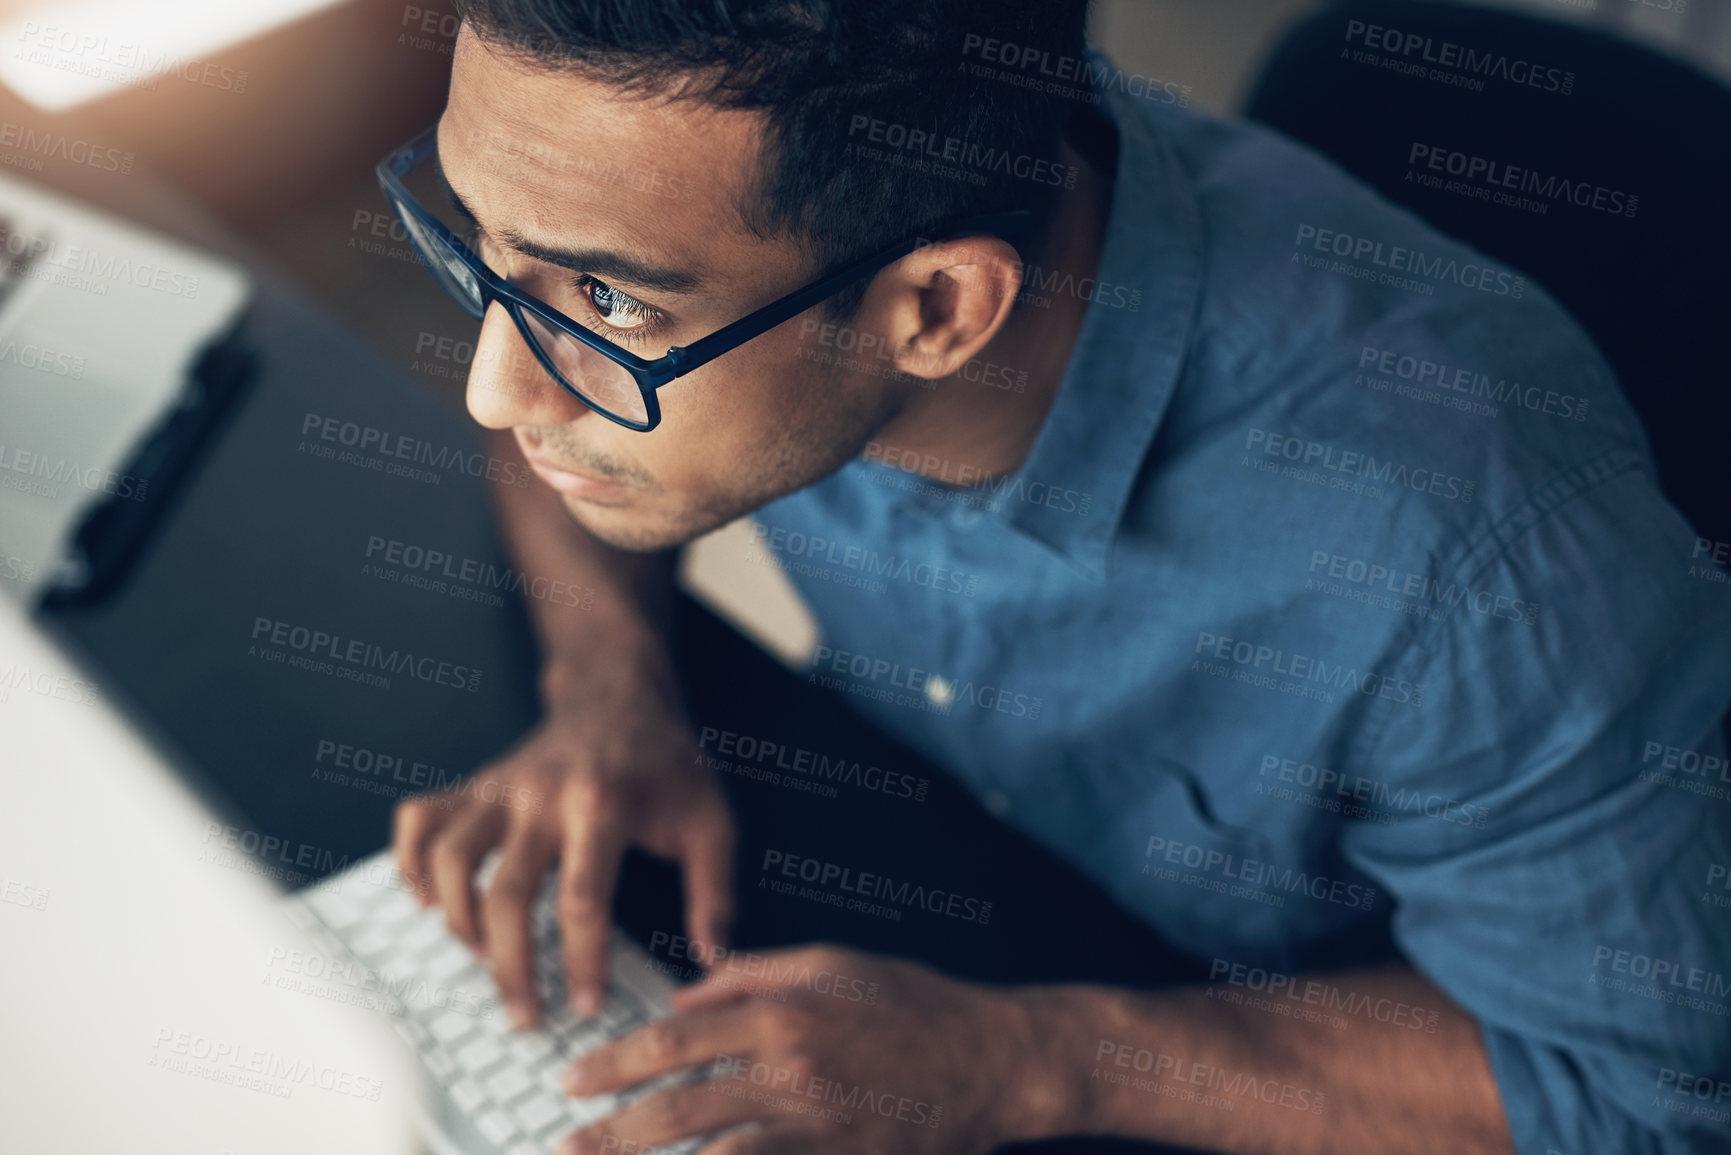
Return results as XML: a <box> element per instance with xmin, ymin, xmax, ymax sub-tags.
<box><xmin>993</xmin><ymin>63</ymin><xmax>1205</xmax><ymax>582</ymax></box>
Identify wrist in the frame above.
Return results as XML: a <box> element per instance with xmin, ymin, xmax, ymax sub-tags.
<box><xmin>538</xmin><ymin>621</ymin><xmax>681</xmax><ymax>716</ymax></box>
<box><xmin>993</xmin><ymin>985</ymin><xmax>1091</xmax><ymax>1143</ymax></box>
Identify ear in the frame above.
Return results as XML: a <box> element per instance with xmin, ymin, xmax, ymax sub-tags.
<box><xmin>878</xmin><ymin>235</ymin><xmax>1025</xmax><ymax>381</ymax></box>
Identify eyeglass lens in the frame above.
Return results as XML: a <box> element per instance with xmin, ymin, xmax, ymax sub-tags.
<box><xmin>385</xmin><ymin>173</ymin><xmax>652</xmax><ymax>426</ymax></box>
<box><xmin>516</xmin><ymin>306</ymin><xmax>650</xmax><ymax>426</ymax></box>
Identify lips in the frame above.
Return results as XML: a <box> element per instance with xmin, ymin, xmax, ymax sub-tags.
<box><xmin>522</xmin><ymin>452</ymin><xmax>629</xmax><ymax>498</ymax></box>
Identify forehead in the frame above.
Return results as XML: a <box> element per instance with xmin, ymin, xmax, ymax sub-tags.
<box><xmin>441</xmin><ymin>25</ymin><xmax>765</xmax><ymax>283</ymax></box>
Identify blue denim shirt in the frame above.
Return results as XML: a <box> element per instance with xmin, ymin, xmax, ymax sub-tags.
<box><xmin>750</xmin><ymin>57</ymin><xmax>1731</xmax><ymax>1155</ymax></box>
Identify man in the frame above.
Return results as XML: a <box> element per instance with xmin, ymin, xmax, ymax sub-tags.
<box><xmin>385</xmin><ymin>2</ymin><xmax>1731</xmax><ymax>1153</ymax></box>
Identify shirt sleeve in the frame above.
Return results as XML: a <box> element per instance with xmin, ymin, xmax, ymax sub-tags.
<box><xmin>1339</xmin><ymin>453</ymin><xmax>1731</xmax><ymax>1155</ymax></box>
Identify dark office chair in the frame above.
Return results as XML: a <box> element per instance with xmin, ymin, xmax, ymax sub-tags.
<box><xmin>1244</xmin><ymin>0</ymin><xmax>1731</xmax><ymax>554</ymax></box>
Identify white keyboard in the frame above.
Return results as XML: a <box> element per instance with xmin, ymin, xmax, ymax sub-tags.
<box><xmin>283</xmin><ymin>850</ymin><xmax>703</xmax><ymax>1155</ymax></box>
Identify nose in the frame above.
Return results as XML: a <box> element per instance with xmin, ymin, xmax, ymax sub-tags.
<box><xmin>464</xmin><ymin>301</ymin><xmax>593</xmax><ymax>430</ymax></box>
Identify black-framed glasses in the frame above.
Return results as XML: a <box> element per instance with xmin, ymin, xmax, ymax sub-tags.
<box><xmin>376</xmin><ymin>125</ymin><xmax>1031</xmax><ymax>431</ymax></box>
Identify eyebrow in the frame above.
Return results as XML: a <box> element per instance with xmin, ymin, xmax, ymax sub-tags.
<box><xmin>438</xmin><ymin>170</ymin><xmax>704</xmax><ymax>296</ymax></box>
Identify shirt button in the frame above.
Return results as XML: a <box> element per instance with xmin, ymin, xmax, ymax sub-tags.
<box><xmin>983</xmin><ymin>790</ymin><xmax>1011</xmax><ymax>817</ymax></box>
<box><xmin>949</xmin><ymin>503</ymin><xmax>984</xmax><ymax>530</ymax></box>
<box><xmin>925</xmin><ymin>674</ymin><xmax>954</xmax><ymax>707</ymax></box>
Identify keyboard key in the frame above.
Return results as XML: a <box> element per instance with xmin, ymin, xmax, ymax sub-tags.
<box><xmin>370</xmin><ymin>951</ymin><xmax>421</xmax><ymax>986</ymax></box>
<box><xmin>476</xmin><ymin>1108</ymin><xmax>520</xmax><ymax>1144</ymax></box>
<box><xmin>475</xmin><ymin>853</ymin><xmax>503</xmax><ymax>889</ymax></box>
<box><xmin>510</xmin><ymin>1033</ymin><xmax>556</xmax><ymax>1067</ymax></box>
<box><xmin>513</xmin><ymin>1093</ymin><xmax>566</xmax><ymax>1135</ymax></box>
<box><xmin>424</xmin><ymin>943</ymin><xmax>475</xmax><ymax>983</ymax></box>
<box><xmin>369</xmin><ymin>890</ymin><xmax>420</xmax><ymax>927</ymax></box>
<box><xmin>564</xmin><ymin>1028</ymin><xmax>609</xmax><ymax>1058</ymax></box>
<box><xmin>349</xmin><ymin>925</ymin><xmax>396</xmax><ymax>957</ymax></box>
<box><xmin>486</xmin><ymin>1065</ymin><xmax>534</xmax><ymax>1103</ymax></box>
<box><xmin>456</xmin><ymin>1036</ymin><xmax>506</xmax><ymax>1075</ymax></box>
<box><xmin>307</xmin><ymin>888</ymin><xmax>364</xmax><ymax>930</ymax></box>
<box><xmin>566</xmin><ymin>1092</ymin><xmax>620</xmax><ymax>1127</ymax></box>
<box><xmin>450</xmin><ymin>1078</ymin><xmax>487</xmax><ymax>1114</ymax></box>
<box><xmin>429</xmin><ymin>1011</ymin><xmax>477</xmax><ymax>1046</ymax></box>
<box><xmin>605</xmin><ymin>1002</ymin><xmax>643</xmax><ymax>1030</ymax></box>
<box><xmin>537</xmin><ymin>1061</ymin><xmax>570</xmax><ymax>1096</ymax></box>
<box><xmin>423</xmin><ymin>1049</ymin><xmax>456</xmax><ymax>1083</ymax></box>
<box><xmin>399</xmin><ymin>916</ymin><xmax>448</xmax><ymax>955</ymax></box>
<box><xmin>472</xmin><ymin>1006</ymin><xmax>513</xmax><ymax>1040</ymax></box>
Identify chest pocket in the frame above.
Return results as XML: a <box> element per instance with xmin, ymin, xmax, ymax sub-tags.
<box><xmin>1075</xmin><ymin>748</ymin><xmax>1293</xmax><ymax>971</ymax></box>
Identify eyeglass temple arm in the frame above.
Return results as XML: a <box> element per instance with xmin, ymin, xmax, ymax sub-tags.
<box><xmin>374</xmin><ymin>129</ymin><xmax>1030</xmax><ymax>391</ymax></box>
<box><xmin>381</xmin><ymin>127</ymin><xmax>439</xmax><ymax>180</ymax></box>
<box><xmin>659</xmin><ymin>209</ymin><xmax>1031</xmax><ymax>383</ymax></box>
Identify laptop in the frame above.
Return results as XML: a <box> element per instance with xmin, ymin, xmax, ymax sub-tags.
<box><xmin>0</xmin><ymin>169</ymin><xmax>251</xmax><ymax>605</ymax></box>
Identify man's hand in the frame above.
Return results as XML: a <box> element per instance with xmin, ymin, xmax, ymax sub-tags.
<box><xmin>392</xmin><ymin>654</ymin><xmax>735</xmax><ymax>1028</ymax></box>
<box><xmin>558</xmin><ymin>944</ymin><xmax>1056</xmax><ymax>1155</ymax></box>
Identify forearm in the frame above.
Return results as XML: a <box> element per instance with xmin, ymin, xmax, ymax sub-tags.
<box><xmin>484</xmin><ymin>428</ymin><xmax>679</xmax><ymax>697</ymax></box>
<box><xmin>1012</xmin><ymin>964</ymin><xmax>1514</xmax><ymax>1155</ymax></box>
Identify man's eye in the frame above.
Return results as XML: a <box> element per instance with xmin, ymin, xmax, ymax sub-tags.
<box><xmin>577</xmin><ymin>275</ymin><xmax>656</xmax><ymax>332</ymax></box>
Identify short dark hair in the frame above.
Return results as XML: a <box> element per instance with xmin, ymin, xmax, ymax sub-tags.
<box><xmin>450</xmin><ymin>0</ymin><xmax>1091</xmax><ymax>318</ymax></box>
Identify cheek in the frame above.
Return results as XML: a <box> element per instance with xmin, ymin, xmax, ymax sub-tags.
<box><xmin>639</xmin><ymin>413</ymin><xmax>752</xmax><ymax>499</ymax></box>
<box><xmin>634</xmin><ymin>324</ymin><xmax>864</xmax><ymax>508</ymax></box>
<box><xmin>656</xmin><ymin>342</ymin><xmax>792</xmax><ymax>446</ymax></box>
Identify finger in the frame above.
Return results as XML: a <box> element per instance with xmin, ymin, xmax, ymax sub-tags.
<box><xmin>480</xmin><ymin>820</ymin><xmax>560</xmax><ymax>1029</ymax></box>
<box><xmin>681</xmin><ymin>807</ymin><xmax>737</xmax><ymax>966</ymax></box>
<box><xmin>427</xmin><ymin>798</ymin><xmax>509</xmax><ymax>950</ymax></box>
<box><xmin>565</xmin><ymin>1001</ymin><xmax>765</xmax><ymax>1097</ymax></box>
<box><xmin>557</xmin><ymin>780</ymin><xmax>628</xmax><ymax>1017</ymax></box>
<box><xmin>672</xmin><ymin>977</ymin><xmax>752</xmax><ymax>1014</ymax></box>
<box><xmin>564</xmin><ymin>1078</ymin><xmax>776</xmax><ymax>1155</ymax></box>
<box><xmin>698</xmin><ymin>1122</ymin><xmax>831</xmax><ymax>1155</ymax></box>
<box><xmin>675</xmin><ymin>944</ymin><xmax>839</xmax><ymax>1011</ymax></box>
<box><xmin>392</xmin><ymin>794</ymin><xmax>457</xmax><ymax>907</ymax></box>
